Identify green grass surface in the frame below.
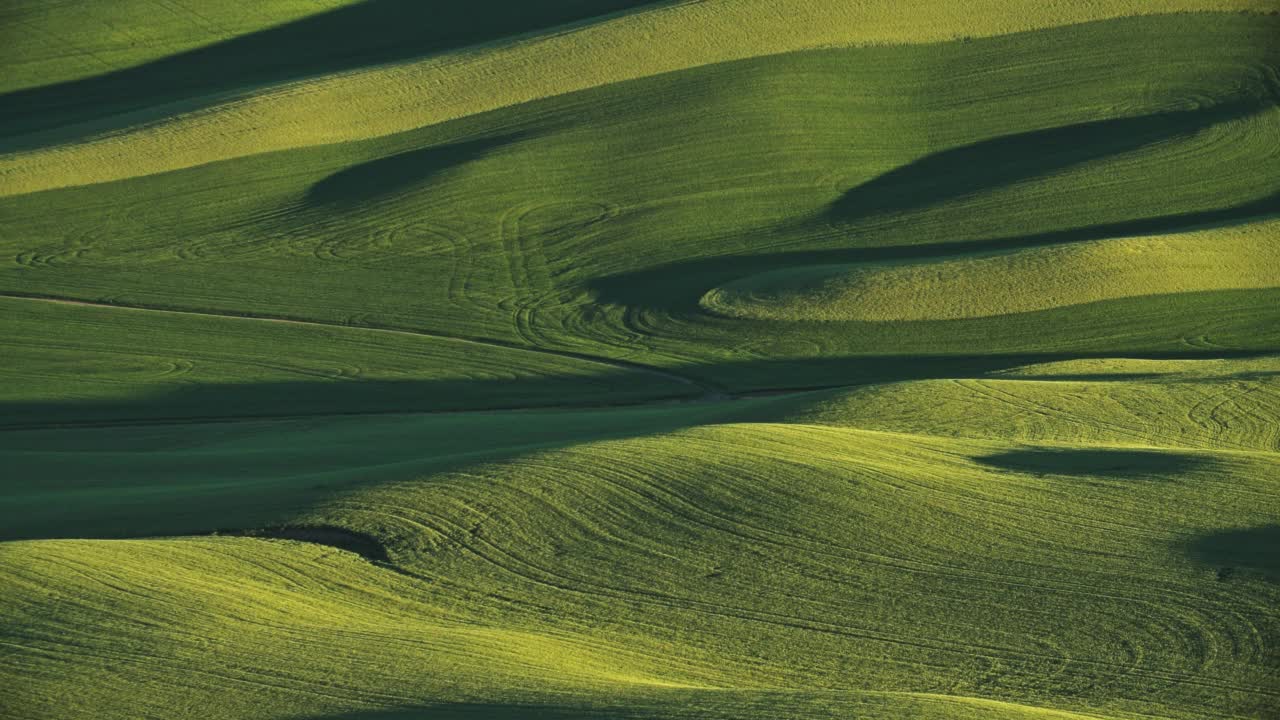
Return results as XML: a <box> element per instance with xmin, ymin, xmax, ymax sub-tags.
<box><xmin>1</xmin><ymin>2</ymin><xmax>1278</xmax><ymax>719</ymax></box>
<box><xmin>702</xmin><ymin>220</ymin><xmax>1280</xmax><ymax>321</ymax></box>
<box><xmin>0</xmin><ymin>295</ymin><xmax>698</xmax><ymax>426</ymax></box>
<box><xmin>3</xmin><ymin>0</ymin><xmax>1276</xmax><ymax>194</ymax></box>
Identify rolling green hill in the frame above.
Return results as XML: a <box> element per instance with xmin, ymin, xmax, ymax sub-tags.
<box><xmin>1</xmin><ymin>2</ymin><xmax>1277</xmax><ymax>719</ymax></box>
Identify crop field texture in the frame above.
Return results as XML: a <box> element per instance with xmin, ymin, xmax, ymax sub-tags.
<box><xmin>1</xmin><ymin>2</ymin><xmax>1278</xmax><ymax>719</ymax></box>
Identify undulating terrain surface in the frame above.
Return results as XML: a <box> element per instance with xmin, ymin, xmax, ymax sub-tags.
<box><xmin>2</xmin><ymin>2</ymin><xmax>1279</xmax><ymax>718</ymax></box>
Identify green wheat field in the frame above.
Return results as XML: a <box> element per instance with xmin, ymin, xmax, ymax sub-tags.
<box><xmin>2</xmin><ymin>2</ymin><xmax>1279</xmax><ymax>718</ymax></box>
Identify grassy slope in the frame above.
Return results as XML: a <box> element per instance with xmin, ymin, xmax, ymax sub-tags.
<box><xmin>0</xmin><ymin>0</ymin><xmax>354</xmax><ymax>93</ymax></box>
<box><xmin>0</xmin><ymin>0</ymin><xmax>666</xmax><ymax>137</ymax></box>
<box><xmin>0</xmin><ymin>296</ymin><xmax>697</xmax><ymax>426</ymax></box>
<box><xmin>702</xmin><ymin>220</ymin><xmax>1280</xmax><ymax>321</ymax></box>
<box><xmin>755</xmin><ymin>357</ymin><xmax>1280</xmax><ymax>452</ymax></box>
<box><xmin>3</xmin><ymin>372</ymin><xmax>1278</xmax><ymax>718</ymax></box>
<box><xmin>2</xmin><ymin>15</ymin><xmax>1277</xmax><ymax>379</ymax></box>
<box><xmin>1</xmin><ymin>0</ymin><xmax>1276</xmax><ymax>194</ymax></box>
<box><xmin>2</xmin><ymin>3</ymin><xmax>1279</xmax><ymax>720</ymax></box>
<box><xmin>12</xmin><ymin>534</ymin><xmax>1176</xmax><ymax>719</ymax></box>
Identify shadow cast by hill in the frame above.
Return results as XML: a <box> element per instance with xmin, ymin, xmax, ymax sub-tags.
<box><xmin>307</xmin><ymin>701</ymin><xmax>654</xmax><ymax>720</ymax></box>
<box><xmin>1182</xmin><ymin>525</ymin><xmax>1280</xmax><ymax>581</ymax></box>
<box><xmin>0</xmin><ymin>370</ymin><xmax>699</xmax><ymax>432</ymax></box>
<box><xmin>825</xmin><ymin>100</ymin><xmax>1266</xmax><ymax>223</ymax></box>
<box><xmin>976</xmin><ymin>448</ymin><xmax>1209</xmax><ymax>478</ymax></box>
<box><xmin>300</xmin><ymin>689</ymin><xmax>891</xmax><ymax>719</ymax></box>
<box><xmin>232</xmin><ymin>525</ymin><xmax>391</xmax><ymax>563</ymax></box>
<box><xmin>305</xmin><ymin>132</ymin><xmax>530</xmax><ymax>208</ymax></box>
